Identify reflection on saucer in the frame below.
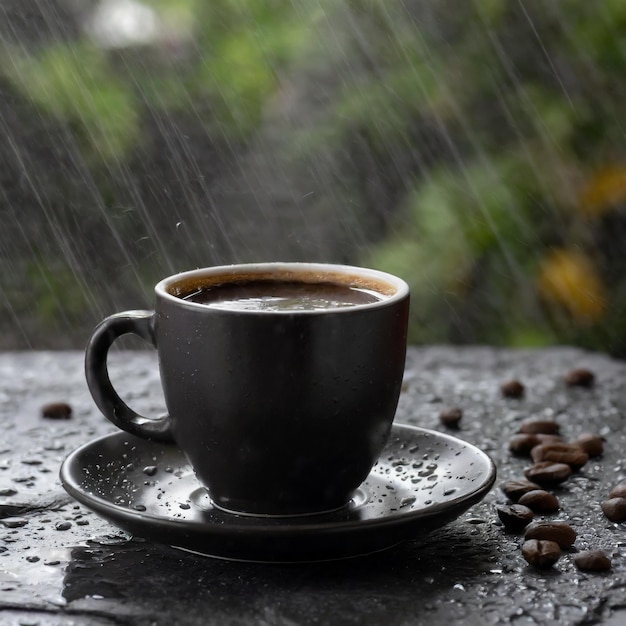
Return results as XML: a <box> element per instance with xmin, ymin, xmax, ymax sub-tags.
<box><xmin>60</xmin><ymin>424</ymin><xmax>496</xmax><ymax>562</ymax></box>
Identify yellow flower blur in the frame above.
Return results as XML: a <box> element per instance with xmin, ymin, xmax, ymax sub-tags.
<box><xmin>537</xmin><ymin>249</ymin><xmax>606</xmax><ymax>324</ymax></box>
<box><xmin>578</xmin><ymin>167</ymin><xmax>626</xmax><ymax>217</ymax></box>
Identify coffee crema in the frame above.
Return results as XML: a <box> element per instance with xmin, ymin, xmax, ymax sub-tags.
<box><xmin>180</xmin><ymin>280</ymin><xmax>384</xmax><ymax>311</ymax></box>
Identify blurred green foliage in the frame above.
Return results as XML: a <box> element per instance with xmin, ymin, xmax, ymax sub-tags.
<box><xmin>2</xmin><ymin>0</ymin><xmax>626</xmax><ymax>352</ymax></box>
<box><xmin>24</xmin><ymin>257</ymin><xmax>90</xmax><ymax>322</ymax></box>
<box><xmin>331</xmin><ymin>0</ymin><xmax>626</xmax><ymax>353</ymax></box>
<box><xmin>8</xmin><ymin>42</ymin><xmax>140</xmax><ymax>161</ymax></box>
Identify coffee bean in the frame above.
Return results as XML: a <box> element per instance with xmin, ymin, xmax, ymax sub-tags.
<box><xmin>521</xmin><ymin>539</ymin><xmax>561</xmax><ymax>568</ymax></box>
<box><xmin>601</xmin><ymin>497</ymin><xmax>626</xmax><ymax>522</ymax></box>
<box><xmin>557</xmin><ymin>449</ymin><xmax>589</xmax><ymax>470</ymax></box>
<box><xmin>573</xmin><ymin>550</ymin><xmax>611</xmax><ymax>572</ymax></box>
<box><xmin>439</xmin><ymin>407</ymin><xmax>463</xmax><ymax>428</ymax></box>
<box><xmin>518</xmin><ymin>420</ymin><xmax>560</xmax><ymax>435</ymax></box>
<box><xmin>508</xmin><ymin>434</ymin><xmax>539</xmax><ymax>456</ymax></box>
<box><xmin>564</xmin><ymin>368</ymin><xmax>595</xmax><ymax>388</ymax></box>
<box><xmin>529</xmin><ymin>442</ymin><xmax>564</xmax><ymax>463</ymax></box>
<box><xmin>575</xmin><ymin>433</ymin><xmax>604</xmax><ymax>458</ymax></box>
<box><xmin>524</xmin><ymin>520</ymin><xmax>576</xmax><ymax>549</ymax></box>
<box><xmin>41</xmin><ymin>402</ymin><xmax>73</xmax><ymax>420</ymax></box>
<box><xmin>530</xmin><ymin>443</ymin><xmax>589</xmax><ymax>470</ymax></box>
<box><xmin>524</xmin><ymin>461</ymin><xmax>572</xmax><ymax>486</ymax></box>
<box><xmin>518</xmin><ymin>489</ymin><xmax>560</xmax><ymax>513</ymax></box>
<box><xmin>500</xmin><ymin>479</ymin><xmax>542</xmax><ymax>502</ymax></box>
<box><xmin>501</xmin><ymin>380</ymin><xmax>525</xmax><ymax>398</ymax></box>
<box><xmin>535</xmin><ymin>433</ymin><xmax>564</xmax><ymax>445</ymax></box>
<box><xmin>609</xmin><ymin>483</ymin><xmax>626</xmax><ymax>499</ymax></box>
<box><xmin>495</xmin><ymin>504</ymin><xmax>534</xmax><ymax>531</ymax></box>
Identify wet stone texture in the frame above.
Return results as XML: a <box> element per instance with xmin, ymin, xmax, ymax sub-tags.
<box><xmin>1</xmin><ymin>347</ymin><xmax>626</xmax><ymax>625</ymax></box>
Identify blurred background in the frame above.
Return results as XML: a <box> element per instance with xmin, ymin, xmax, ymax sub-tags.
<box><xmin>1</xmin><ymin>0</ymin><xmax>626</xmax><ymax>354</ymax></box>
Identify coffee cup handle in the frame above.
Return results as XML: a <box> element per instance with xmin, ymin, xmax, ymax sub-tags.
<box><xmin>84</xmin><ymin>310</ymin><xmax>175</xmax><ymax>443</ymax></box>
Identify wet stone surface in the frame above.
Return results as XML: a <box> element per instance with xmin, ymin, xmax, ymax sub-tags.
<box><xmin>1</xmin><ymin>348</ymin><xmax>626</xmax><ymax>624</ymax></box>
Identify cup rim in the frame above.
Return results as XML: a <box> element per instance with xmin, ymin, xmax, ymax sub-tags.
<box><xmin>155</xmin><ymin>262</ymin><xmax>409</xmax><ymax>314</ymax></box>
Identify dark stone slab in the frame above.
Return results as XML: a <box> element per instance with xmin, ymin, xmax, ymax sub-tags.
<box><xmin>1</xmin><ymin>348</ymin><xmax>626</xmax><ymax>624</ymax></box>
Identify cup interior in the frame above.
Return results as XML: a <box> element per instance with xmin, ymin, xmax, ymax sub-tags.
<box><xmin>158</xmin><ymin>262</ymin><xmax>407</xmax><ymax>312</ymax></box>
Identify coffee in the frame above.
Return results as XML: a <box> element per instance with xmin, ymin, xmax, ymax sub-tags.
<box><xmin>181</xmin><ymin>280</ymin><xmax>383</xmax><ymax>311</ymax></box>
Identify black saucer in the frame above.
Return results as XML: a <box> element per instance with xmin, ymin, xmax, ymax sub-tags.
<box><xmin>60</xmin><ymin>424</ymin><xmax>496</xmax><ymax>562</ymax></box>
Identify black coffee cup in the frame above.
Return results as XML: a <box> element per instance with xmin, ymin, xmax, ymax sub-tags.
<box><xmin>85</xmin><ymin>263</ymin><xmax>409</xmax><ymax>516</ymax></box>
